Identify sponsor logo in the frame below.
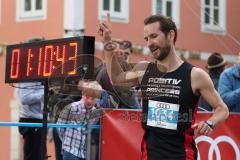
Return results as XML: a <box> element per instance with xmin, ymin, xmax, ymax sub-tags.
<box><xmin>148</xmin><ymin>78</ymin><xmax>182</xmax><ymax>85</ymax></box>
<box><xmin>195</xmin><ymin>135</ymin><xmax>240</xmax><ymax>160</ymax></box>
<box><xmin>157</xmin><ymin>103</ymin><xmax>170</xmax><ymax>109</ymax></box>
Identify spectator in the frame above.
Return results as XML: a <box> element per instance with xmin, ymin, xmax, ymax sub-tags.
<box><xmin>95</xmin><ymin>39</ymin><xmax>140</xmax><ymax>109</ymax></box>
<box><xmin>218</xmin><ymin>52</ymin><xmax>240</xmax><ymax>112</ymax></box>
<box><xmin>48</xmin><ymin>80</ymin><xmax>81</xmax><ymax>160</ymax></box>
<box><xmin>199</xmin><ymin>52</ymin><xmax>226</xmax><ymax>111</ymax></box>
<box><xmin>49</xmin><ymin>78</ymin><xmax>115</xmax><ymax>160</ymax></box>
<box><xmin>17</xmin><ymin>82</ymin><xmax>44</xmax><ymax>160</ymax></box>
<box><xmin>57</xmin><ymin>81</ymin><xmax>102</xmax><ymax>160</ymax></box>
<box><xmin>17</xmin><ymin>38</ymin><xmax>46</xmax><ymax>160</ymax></box>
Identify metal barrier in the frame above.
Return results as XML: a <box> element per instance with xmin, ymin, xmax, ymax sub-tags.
<box><xmin>0</xmin><ymin>122</ymin><xmax>101</xmax><ymax>160</ymax></box>
<box><xmin>0</xmin><ymin>122</ymin><xmax>100</xmax><ymax>128</ymax></box>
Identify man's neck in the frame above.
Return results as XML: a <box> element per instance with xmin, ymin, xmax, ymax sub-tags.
<box><xmin>156</xmin><ymin>48</ymin><xmax>183</xmax><ymax>73</ymax></box>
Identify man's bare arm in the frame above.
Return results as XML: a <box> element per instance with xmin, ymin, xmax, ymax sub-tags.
<box><xmin>98</xmin><ymin>14</ymin><xmax>148</xmax><ymax>88</ymax></box>
<box><xmin>192</xmin><ymin>68</ymin><xmax>229</xmax><ymax>136</ymax></box>
<box><xmin>104</xmin><ymin>46</ymin><xmax>148</xmax><ymax>87</ymax></box>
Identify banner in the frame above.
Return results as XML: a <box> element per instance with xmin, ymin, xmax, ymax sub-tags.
<box><xmin>195</xmin><ymin>113</ymin><xmax>240</xmax><ymax>160</ymax></box>
<box><xmin>101</xmin><ymin>110</ymin><xmax>240</xmax><ymax>160</ymax></box>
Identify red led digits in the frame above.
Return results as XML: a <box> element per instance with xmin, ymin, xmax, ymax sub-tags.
<box><xmin>26</xmin><ymin>49</ymin><xmax>34</xmax><ymax>77</ymax></box>
<box><xmin>43</xmin><ymin>45</ymin><xmax>54</xmax><ymax>77</ymax></box>
<box><xmin>10</xmin><ymin>49</ymin><xmax>20</xmax><ymax>79</ymax></box>
<box><xmin>56</xmin><ymin>45</ymin><xmax>66</xmax><ymax>74</ymax></box>
<box><xmin>38</xmin><ymin>47</ymin><xmax>43</xmax><ymax>76</ymax></box>
<box><xmin>68</xmin><ymin>42</ymin><xmax>78</xmax><ymax>75</ymax></box>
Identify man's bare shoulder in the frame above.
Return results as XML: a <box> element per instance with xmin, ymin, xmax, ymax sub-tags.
<box><xmin>191</xmin><ymin>67</ymin><xmax>214</xmax><ymax>92</ymax></box>
<box><xmin>192</xmin><ymin>67</ymin><xmax>209</xmax><ymax>80</ymax></box>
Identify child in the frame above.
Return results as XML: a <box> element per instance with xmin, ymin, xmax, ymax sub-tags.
<box><xmin>57</xmin><ymin>80</ymin><xmax>102</xmax><ymax>160</ymax></box>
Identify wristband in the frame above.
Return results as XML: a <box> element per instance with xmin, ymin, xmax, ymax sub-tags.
<box><xmin>104</xmin><ymin>41</ymin><xmax>117</xmax><ymax>52</ymax></box>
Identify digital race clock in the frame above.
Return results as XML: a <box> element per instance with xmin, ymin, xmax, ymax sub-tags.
<box><xmin>5</xmin><ymin>36</ymin><xmax>95</xmax><ymax>83</ymax></box>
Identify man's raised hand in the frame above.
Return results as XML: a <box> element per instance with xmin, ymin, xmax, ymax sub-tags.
<box><xmin>98</xmin><ymin>13</ymin><xmax>112</xmax><ymax>43</ymax></box>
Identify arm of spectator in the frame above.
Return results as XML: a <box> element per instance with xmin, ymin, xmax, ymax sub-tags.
<box><xmin>57</xmin><ymin>104</ymin><xmax>71</xmax><ymax>140</ymax></box>
<box><xmin>97</xmin><ymin>90</ymin><xmax>119</xmax><ymax>108</ymax></box>
<box><xmin>218</xmin><ymin>72</ymin><xmax>240</xmax><ymax>109</ymax></box>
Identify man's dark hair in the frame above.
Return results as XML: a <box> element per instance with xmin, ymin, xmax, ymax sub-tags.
<box><xmin>144</xmin><ymin>14</ymin><xmax>177</xmax><ymax>44</ymax></box>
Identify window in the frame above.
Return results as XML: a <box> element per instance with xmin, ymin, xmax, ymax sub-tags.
<box><xmin>16</xmin><ymin>0</ymin><xmax>47</xmax><ymax>21</ymax></box>
<box><xmin>201</xmin><ymin>0</ymin><xmax>226</xmax><ymax>34</ymax></box>
<box><xmin>99</xmin><ymin>0</ymin><xmax>129</xmax><ymax>23</ymax></box>
<box><xmin>152</xmin><ymin>0</ymin><xmax>180</xmax><ymax>28</ymax></box>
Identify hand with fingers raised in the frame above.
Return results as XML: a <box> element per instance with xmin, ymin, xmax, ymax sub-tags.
<box><xmin>98</xmin><ymin>13</ymin><xmax>112</xmax><ymax>43</ymax></box>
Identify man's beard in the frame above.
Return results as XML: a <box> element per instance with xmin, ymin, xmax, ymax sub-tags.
<box><xmin>149</xmin><ymin>38</ymin><xmax>172</xmax><ymax>61</ymax></box>
<box><xmin>151</xmin><ymin>43</ymin><xmax>171</xmax><ymax>61</ymax></box>
<box><xmin>156</xmin><ymin>45</ymin><xmax>171</xmax><ymax>61</ymax></box>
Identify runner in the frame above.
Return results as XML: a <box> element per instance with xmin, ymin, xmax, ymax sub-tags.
<box><xmin>98</xmin><ymin>14</ymin><xmax>229</xmax><ymax>160</ymax></box>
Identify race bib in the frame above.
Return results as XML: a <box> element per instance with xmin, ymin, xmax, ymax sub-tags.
<box><xmin>147</xmin><ymin>100</ymin><xmax>179</xmax><ymax>130</ymax></box>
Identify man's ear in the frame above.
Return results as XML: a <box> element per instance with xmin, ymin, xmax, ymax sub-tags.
<box><xmin>168</xmin><ymin>30</ymin><xmax>175</xmax><ymax>42</ymax></box>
